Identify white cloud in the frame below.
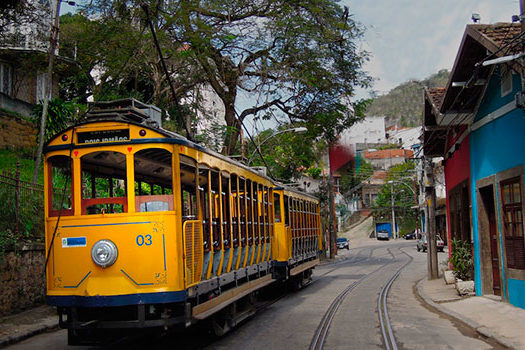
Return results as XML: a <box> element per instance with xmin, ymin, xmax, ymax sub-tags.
<box><xmin>347</xmin><ymin>0</ymin><xmax>519</xmax><ymax>95</ymax></box>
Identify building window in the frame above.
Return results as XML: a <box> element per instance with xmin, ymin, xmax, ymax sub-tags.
<box><xmin>449</xmin><ymin>181</ymin><xmax>471</xmax><ymax>244</ymax></box>
<box><xmin>501</xmin><ymin>67</ymin><xmax>513</xmax><ymax>97</ymax></box>
<box><xmin>0</xmin><ymin>63</ymin><xmax>12</xmax><ymax>96</ymax></box>
<box><xmin>501</xmin><ymin>177</ymin><xmax>525</xmax><ymax>269</ymax></box>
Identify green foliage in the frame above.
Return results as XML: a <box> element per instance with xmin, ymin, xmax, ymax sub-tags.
<box><xmin>0</xmin><ymin>182</ymin><xmax>44</xmax><ymax>254</ymax></box>
<box><xmin>248</xmin><ymin>126</ymin><xmax>321</xmax><ymax>181</ymax></box>
<box><xmin>0</xmin><ymin>149</ymin><xmax>42</xmax><ymax>184</ymax></box>
<box><xmin>32</xmin><ymin>98</ymin><xmax>80</xmax><ymax>142</ymax></box>
<box><xmin>450</xmin><ymin>238</ymin><xmax>473</xmax><ymax>280</ymax></box>
<box><xmin>59</xmin><ymin>10</ymin><xmax>197</xmax><ymax>131</ymax></box>
<box><xmin>366</xmin><ymin>69</ymin><xmax>449</xmax><ymax>127</ymax></box>
<box><xmin>337</xmin><ymin>157</ymin><xmax>373</xmax><ymax>195</ymax></box>
<box><xmin>372</xmin><ymin>161</ymin><xmax>417</xmax><ymax>228</ymax></box>
<box><xmin>305</xmin><ymin>167</ymin><xmax>322</xmax><ymax>179</ymax></box>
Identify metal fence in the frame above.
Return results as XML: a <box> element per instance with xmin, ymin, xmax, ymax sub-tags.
<box><xmin>0</xmin><ymin>162</ymin><xmax>44</xmax><ymax>239</ymax></box>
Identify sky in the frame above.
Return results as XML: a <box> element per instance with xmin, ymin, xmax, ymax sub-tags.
<box><xmin>244</xmin><ymin>0</ymin><xmax>520</xmax><ymax>133</ymax></box>
<box><xmin>346</xmin><ymin>0</ymin><xmax>520</xmax><ymax>98</ymax></box>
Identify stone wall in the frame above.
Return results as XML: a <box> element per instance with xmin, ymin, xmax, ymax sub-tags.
<box><xmin>0</xmin><ymin>114</ymin><xmax>37</xmax><ymax>150</ymax></box>
<box><xmin>0</xmin><ymin>244</ymin><xmax>45</xmax><ymax>317</ymax></box>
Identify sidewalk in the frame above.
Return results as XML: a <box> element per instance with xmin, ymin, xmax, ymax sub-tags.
<box><xmin>417</xmin><ymin>276</ymin><xmax>525</xmax><ymax>349</ymax></box>
<box><xmin>0</xmin><ymin>304</ymin><xmax>58</xmax><ymax>347</ymax></box>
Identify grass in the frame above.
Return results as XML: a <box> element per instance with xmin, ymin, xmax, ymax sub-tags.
<box><xmin>0</xmin><ymin>148</ymin><xmax>43</xmax><ymax>184</ymax></box>
<box><xmin>0</xmin><ymin>147</ymin><xmax>44</xmax><ymax>253</ymax></box>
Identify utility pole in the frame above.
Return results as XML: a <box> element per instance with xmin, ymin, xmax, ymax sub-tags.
<box><xmin>328</xmin><ymin>171</ymin><xmax>336</xmax><ymax>259</ymax></box>
<box><xmin>413</xmin><ymin>176</ymin><xmax>420</xmax><ymax>235</ymax></box>
<box><xmin>425</xmin><ymin>159</ymin><xmax>438</xmax><ymax>279</ymax></box>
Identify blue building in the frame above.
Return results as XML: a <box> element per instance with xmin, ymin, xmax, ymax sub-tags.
<box><xmin>425</xmin><ymin>23</ymin><xmax>525</xmax><ymax>309</ymax></box>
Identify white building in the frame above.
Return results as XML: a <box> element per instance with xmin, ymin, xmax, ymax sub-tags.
<box><xmin>386</xmin><ymin>125</ymin><xmax>422</xmax><ymax>151</ymax></box>
<box><xmin>337</xmin><ymin>116</ymin><xmax>387</xmax><ymax>151</ymax></box>
<box><xmin>187</xmin><ymin>84</ymin><xmax>226</xmax><ymax>152</ymax></box>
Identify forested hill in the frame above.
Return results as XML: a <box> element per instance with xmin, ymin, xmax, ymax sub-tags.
<box><xmin>365</xmin><ymin>69</ymin><xmax>449</xmax><ymax>127</ymax></box>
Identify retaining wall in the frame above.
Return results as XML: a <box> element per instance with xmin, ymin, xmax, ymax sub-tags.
<box><xmin>0</xmin><ymin>244</ymin><xmax>45</xmax><ymax>317</ymax></box>
<box><xmin>0</xmin><ymin>114</ymin><xmax>37</xmax><ymax>150</ymax></box>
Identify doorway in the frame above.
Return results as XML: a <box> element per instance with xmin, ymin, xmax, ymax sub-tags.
<box><xmin>479</xmin><ymin>185</ymin><xmax>501</xmax><ymax>296</ymax></box>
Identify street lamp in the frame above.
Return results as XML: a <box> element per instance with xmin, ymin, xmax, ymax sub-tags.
<box><xmin>247</xmin><ymin>127</ymin><xmax>307</xmax><ymax>165</ymax></box>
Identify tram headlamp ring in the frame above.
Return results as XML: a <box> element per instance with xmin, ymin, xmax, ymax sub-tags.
<box><xmin>91</xmin><ymin>239</ymin><xmax>118</xmax><ymax>268</ymax></box>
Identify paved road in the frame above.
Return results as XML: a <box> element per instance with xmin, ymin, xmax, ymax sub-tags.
<box><xmin>6</xmin><ymin>240</ymin><xmax>499</xmax><ymax>349</ymax></box>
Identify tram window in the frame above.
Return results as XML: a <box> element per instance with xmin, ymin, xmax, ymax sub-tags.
<box><xmin>264</xmin><ymin>186</ymin><xmax>270</xmax><ymax>242</ymax></box>
<box><xmin>199</xmin><ymin>166</ymin><xmax>211</xmax><ymax>253</ymax></box>
<box><xmin>180</xmin><ymin>156</ymin><xmax>197</xmax><ymax>219</ymax></box>
<box><xmin>246</xmin><ymin>179</ymin><xmax>253</xmax><ymax>246</ymax></box>
<box><xmin>231</xmin><ymin>174</ymin><xmax>240</xmax><ymax>248</ymax></box>
<box><xmin>239</xmin><ymin>178</ymin><xmax>247</xmax><ymax>246</ymax></box>
<box><xmin>210</xmin><ymin>170</ymin><xmax>221</xmax><ymax>251</ymax></box>
<box><xmin>48</xmin><ymin>155</ymin><xmax>73</xmax><ymax>216</ymax></box>
<box><xmin>284</xmin><ymin>195</ymin><xmax>289</xmax><ymax>226</ymax></box>
<box><xmin>254</xmin><ymin>183</ymin><xmax>260</xmax><ymax>245</ymax></box>
<box><xmin>221</xmin><ymin>174</ymin><xmax>232</xmax><ymax>249</ymax></box>
<box><xmin>81</xmin><ymin>151</ymin><xmax>127</xmax><ymax>215</ymax></box>
<box><xmin>135</xmin><ymin>149</ymin><xmax>174</xmax><ymax>213</ymax></box>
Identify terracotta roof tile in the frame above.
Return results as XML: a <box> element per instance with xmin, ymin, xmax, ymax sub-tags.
<box><xmin>476</xmin><ymin>23</ymin><xmax>521</xmax><ymax>51</ymax></box>
<box><xmin>372</xmin><ymin>170</ymin><xmax>387</xmax><ymax>180</ymax></box>
<box><xmin>363</xmin><ymin>149</ymin><xmax>414</xmax><ymax>159</ymax></box>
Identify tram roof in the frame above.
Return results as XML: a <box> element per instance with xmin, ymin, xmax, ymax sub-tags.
<box><xmin>44</xmin><ymin>118</ymin><xmax>318</xmax><ymax>201</ymax></box>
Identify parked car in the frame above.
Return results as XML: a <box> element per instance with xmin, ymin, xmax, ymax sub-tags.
<box><xmin>376</xmin><ymin>230</ymin><xmax>390</xmax><ymax>240</ymax></box>
<box><xmin>337</xmin><ymin>237</ymin><xmax>349</xmax><ymax>250</ymax></box>
<box><xmin>416</xmin><ymin>235</ymin><xmax>445</xmax><ymax>252</ymax></box>
<box><xmin>404</xmin><ymin>232</ymin><xmax>417</xmax><ymax>240</ymax></box>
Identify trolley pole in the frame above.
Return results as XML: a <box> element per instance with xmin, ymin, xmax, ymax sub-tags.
<box><xmin>390</xmin><ymin>181</ymin><xmax>397</xmax><ymax>239</ymax></box>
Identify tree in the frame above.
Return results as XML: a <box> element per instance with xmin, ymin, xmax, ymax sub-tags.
<box><xmin>162</xmin><ymin>0</ymin><xmax>371</xmax><ymax>154</ymax></box>
<box><xmin>246</xmin><ymin>126</ymin><xmax>323</xmax><ymax>181</ymax></box>
<box><xmin>76</xmin><ymin>0</ymin><xmax>370</xmax><ymax>154</ymax></box>
<box><xmin>59</xmin><ymin>9</ymin><xmax>203</xmax><ymax>135</ymax></box>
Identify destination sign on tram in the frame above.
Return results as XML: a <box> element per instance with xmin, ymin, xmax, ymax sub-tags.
<box><xmin>77</xmin><ymin>129</ymin><xmax>130</xmax><ymax>144</ymax></box>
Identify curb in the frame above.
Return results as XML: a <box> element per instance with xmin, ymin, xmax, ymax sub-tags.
<box><xmin>0</xmin><ymin>318</ymin><xmax>59</xmax><ymax>348</ymax></box>
<box><xmin>415</xmin><ymin>278</ymin><xmax>517</xmax><ymax>349</ymax></box>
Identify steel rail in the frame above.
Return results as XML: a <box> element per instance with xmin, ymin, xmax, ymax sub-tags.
<box><xmin>256</xmin><ymin>247</ymin><xmax>384</xmax><ymax>315</ymax></box>
<box><xmin>309</xmin><ymin>248</ymin><xmax>395</xmax><ymax>350</ymax></box>
<box><xmin>378</xmin><ymin>249</ymin><xmax>414</xmax><ymax>350</ymax></box>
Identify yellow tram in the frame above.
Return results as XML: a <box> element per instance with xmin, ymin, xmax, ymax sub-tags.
<box><xmin>43</xmin><ymin>99</ymin><xmax>321</xmax><ymax>344</ymax></box>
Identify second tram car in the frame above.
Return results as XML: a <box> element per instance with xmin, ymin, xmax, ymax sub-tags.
<box><xmin>43</xmin><ymin>99</ymin><xmax>322</xmax><ymax>344</ymax></box>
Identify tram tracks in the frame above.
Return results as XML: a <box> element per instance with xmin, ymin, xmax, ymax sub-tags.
<box><xmin>309</xmin><ymin>246</ymin><xmax>413</xmax><ymax>350</ymax></box>
<box><xmin>309</xmin><ymin>247</ymin><xmax>394</xmax><ymax>350</ymax></box>
<box><xmin>378</xmin><ymin>248</ymin><xmax>413</xmax><ymax>350</ymax></box>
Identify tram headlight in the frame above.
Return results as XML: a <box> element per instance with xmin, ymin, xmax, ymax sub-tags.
<box><xmin>91</xmin><ymin>239</ymin><xmax>118</xmax><ymax>268</ymax></box>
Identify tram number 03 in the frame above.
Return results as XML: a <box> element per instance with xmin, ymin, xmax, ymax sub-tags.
<box><xmin>136</xmin><ymin>234</ymin><xmax>152</xmax><ymax>246</ymax></box>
